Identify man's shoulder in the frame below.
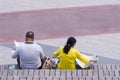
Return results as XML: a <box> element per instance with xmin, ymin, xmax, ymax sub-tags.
<box><xmin>33</xmin><ymin>42</ymin><xmax>41</xmax><ymax>46</ymax></box>
<box><xmin>33</xmin><ymin>42</ymin><xmax>43</xmax><ymax>48</ymax></box>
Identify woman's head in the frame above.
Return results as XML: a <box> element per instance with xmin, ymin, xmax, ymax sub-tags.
<box><xmin>63</xmin><ymin>37</ymin><xmax>76</xmax><ymax>54</ymax></box>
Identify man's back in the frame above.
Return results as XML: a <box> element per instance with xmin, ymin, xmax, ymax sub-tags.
<box><xmin>12</xmin><ymin>42</ymin><xmax>44</xmax><ymax>69</ymax></box>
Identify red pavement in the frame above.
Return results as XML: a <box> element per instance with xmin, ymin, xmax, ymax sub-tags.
<box><xmin>0</xmin><ymin>5</ymin><xmax>120</xmax><ymax>43</ymax></box>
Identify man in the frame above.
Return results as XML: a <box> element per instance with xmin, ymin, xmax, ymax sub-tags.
<box><xmin>11</xmin><ymin>31</ymin><xmax>45</xmax><ymax>69</ymax></box>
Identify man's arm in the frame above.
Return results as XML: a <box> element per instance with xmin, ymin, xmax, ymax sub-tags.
<box><xmin>11</xmin><ymin>46</ymin><xmax>19</xmax><ymax>59</ymax></box>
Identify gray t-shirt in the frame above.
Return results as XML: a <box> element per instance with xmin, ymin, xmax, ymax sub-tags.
<box><xmin>11</xmin><ymin>42</ymin><xmax>45</xmax><ymax>69</ymax></box>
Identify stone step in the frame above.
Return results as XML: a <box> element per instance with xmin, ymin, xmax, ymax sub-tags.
<box><xmin>0</xmin><ymin>64</ymin><xmax>120</xmax><ymax>70</ymax></box>
<box><xmin>0</xmin><ymin>76</ymin><xmax>120</xmax><ymax>80</ymax></box>
<box><xmin>0</xmin><ymin>76</ymin><xmax>98</xmax><ymax>80</ymax></box>
<box><xmin>0</xmin><ymin>69</ymin><xmax>120</xmax><ymax>77</ymax></box>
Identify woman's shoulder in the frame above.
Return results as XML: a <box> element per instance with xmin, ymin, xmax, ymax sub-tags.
<box><xmin>70</xmin><ymin>48</ymin><xmax>81</xmax><ymax>54</ymax></box>
<box><xmin>59</xmin><ymin>46</ymin><xmax>64</xmax><ymax>50</ymax></box>
<box><xmin>71</xmin><ymin>48</ymin><xmax>78</xmax><ymax>51</ymax></box>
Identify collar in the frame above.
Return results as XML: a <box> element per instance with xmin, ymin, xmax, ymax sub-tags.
<box><xmin>25</xmin><ymin>41</ymin><xmax>33</xmax><ymax>44</ymax></box>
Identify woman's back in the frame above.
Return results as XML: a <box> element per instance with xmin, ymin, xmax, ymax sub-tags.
<box><xmin>53</xmin><ymin>37</ymin><xmax>97</xmax><ymax>69</ymax></box>
<box><xmin>54</xmin><ymin>47</ymin><xmax>88</xmax><ymax>69</ymax></box>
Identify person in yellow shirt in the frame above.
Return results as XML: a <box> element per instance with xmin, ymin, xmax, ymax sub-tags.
<box><xmin>53</xmin><ymin>37</ymin><xmax>96</xmax><ymax>69</ymax></box>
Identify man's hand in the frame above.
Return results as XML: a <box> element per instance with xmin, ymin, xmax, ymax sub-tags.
<box><xmin>12</xmin><ymin>46</ymin><xmax>16</xmax><ymax>50</ymax></box>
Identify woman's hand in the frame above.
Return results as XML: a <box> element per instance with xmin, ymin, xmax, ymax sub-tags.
<box><xmin>90</xmin><ymin>59</ymin><xmax>97</xmax><ymax>63</ymax></box>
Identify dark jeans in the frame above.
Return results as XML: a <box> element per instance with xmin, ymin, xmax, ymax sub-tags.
<box><xmin>17</xmin><ymin>57</ymin><xmax>21</xmax><ymax>69</ymax></box>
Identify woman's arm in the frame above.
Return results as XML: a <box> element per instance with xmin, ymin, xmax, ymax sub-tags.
<box><xmin>76</xmin><ymin>50</ymin><xmax>90</xmax><ymax>64</ymax></box>
<box><xmin>53</xmin><ymin>47</ymin><xmax>61</xmax><ymax>58</ymax></box>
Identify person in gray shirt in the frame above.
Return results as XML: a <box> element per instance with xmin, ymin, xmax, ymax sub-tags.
<box><xmin>11</xmin><ymin>31</ymin><xmax>45</xmax><ymax>69</ymax></box>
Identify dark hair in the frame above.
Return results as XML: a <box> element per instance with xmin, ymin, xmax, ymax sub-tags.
<box><xmin>26</xmin><ymin>31</ymin><xmax>34</xmax><ymax>39</ymax></box>
<box><xmin>63</xmin><ymin>37</ymin><xmax>76</xmax><ymax>54</ymax></box>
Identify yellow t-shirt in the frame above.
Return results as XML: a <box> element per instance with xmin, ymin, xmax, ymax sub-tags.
<box><xmin>53</xmin><ymin>47</ymin><xmax>89</xmax><ymax>69</ymax></box>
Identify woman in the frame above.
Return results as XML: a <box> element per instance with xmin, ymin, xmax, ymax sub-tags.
<box><xmin>53</xmin><ymin>37</ymin><xmax>96</xmax><ymax>69</ymax></box>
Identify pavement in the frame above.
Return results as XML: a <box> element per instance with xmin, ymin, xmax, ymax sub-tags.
<box><xmin>0</xmin><ymin>33</ymin><xmax>120</xmax><ymax>65</ymax></box>
<box><xmin>0</xmin><ymin>0</ymin><xmax>120</xmax><ymax>13</ymax></box>
<box><xmin>0</xmin><ymin>0</ymin><xmax>120</xmax><ymax>65</ymax></box>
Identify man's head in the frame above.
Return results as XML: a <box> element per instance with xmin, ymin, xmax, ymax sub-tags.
<box><xmin>25</xmin><ymin>31</ymin><xmax>34</xmax><ymax>42</ymax></box>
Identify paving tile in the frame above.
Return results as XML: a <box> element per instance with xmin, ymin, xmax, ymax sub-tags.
<box><xmin>87</xmin><ymin>70</ymin><xmax>93</xmax><ymax>76</ymax></box>
<box><xmin>59</xmin><ymin>76</ymin><xmax>65</xmax><ymax>80</ymax></box>
<box><xmin>77</xmin><ymin>70</ymin><xmax>82</xmax><ymax>76</ymax></box>
<box><xmin>40</xmin><ymin>77</ymin><xmax>46</xmax><ymax>80</ymax></box>
<box><xmin>72</xmin><ymin>77</ymin><xmax>79</xmax><ymax>80</ymax></box>
<box><xmin>23</xmin><ymin>69</ymin><xmax>29</xmax><ymax>76</ymax></box>
<box><xmin>103</xmin><ymin>70</ymin><xmax>110</xmax><ymax>76</ymax></box>
<box><xmin>71</xmin><ymin>70</ymin><xmax>77</xmax><ymax>76</ymax></box>
<box><xmin>19</xmin><ymin>77</ymin><xmax>27</xmax><ymax>80</ymax></box>
<box><xmin>82</xmin><ymin>70</ymin><xmax>88</xmax><ymax>76</ymax></box>
<box><xmin>92</xmin><ymin>76</ymin><xmax>98</xmax><ymax>80</ymax></box>
<box><xmin>66</xmin><ymin>76</ymin><xmax>72</xmax><ymax>80</ymax></box>
<box><xmin>13</xmin><ymin>76</ymin><xmax>19</xmax><ymax>80</ymax></box>
<box><xmin>114</xmin><ymin>70</ymin><xmax>120</xmax><ymax>77</ymax></box>
<box><xmin>28</xmin><ymin>70</ymin><xmax>34</xmax><ymax>76</ymax></box>
<box><xmin>18</xmin><ymin>70</ymin><xmax>23</xmax><ymax>76</ymax></box>
<box><xmin>0</xmin><ymin>76</ymin><xmax>7</xmax><ymax>80</ymax></box>
<box><xmin>34</xmin><ymin>70</ymin><xmax>40</xmax><ymax>76</ymax></box>
<box><xmin>13</xmin><ymin>70</ymin><xmax>18</xmax><ymax>76</ymax></box>
<box><xmin>109</xmin><ymin>70</ymin><xmax>115</xmax><ymax>76</ymax></box>
<box><xmin>66</xmin><ymin>70</ymin><xmax>72</xmax><ymax>77</ymax></box>
<box><xmin>55</xmin><ymin>69</ymin><xmax>61</xmax><ymax>76</ymax></box>
<box><xmin>7</xmin><ymin>70</ymin><xmax>14</xmax><ymax>76</ymax></box>
<box><xmin>112</xmin><ymin>77</ymin><xmax>119</xmax><ymax>80</ymax></box>
<box><xmin>105</xmin><ymin>76</ymin><xmax>113</xmax><ymax>80</ymax></box>
<box><xmin>32</xmin><ymin>77</ymin><xmax>40</xmax><ymax>80</ymax></box>
<box><xmin>60</xmin><ymin>70</ymin><xmax>66</xmax><ymax>77</ymax></box>
<box><xmin>6</xmin><ymin>76</ymin><xmax>14</xmax><ymax>80</ymax></box>
<box><xmin>2</xmin><ymin>70</ymin><xmax>8</xmax><ymax>76</ymax></box>
<box><xmin>39</xmin><ymin>69</ymin><xmax>45</xmax><ymax>76</ymax></box>
<box><xmin>26</xmin><ymin>77</ymin><xmax>32</xmax><ymax>80</ymax></box>
<box><xmin>99</xmin><ymin>76</ymin><xmax>105</xmax><ymax>80</ymax></box>
<box><xmin>46</xmin><ymin>76</ymin><xmax>52</xmax><ymax>80</ymax></box>
<box><xmin>98</xmin><ymin>70</ymin><xmax>104</xmax><ymax>77</ymax></box>
<box><xmin>53</xmin><ymin>77</ymin><xmax>60</xmax><ymax>80</ymax></box>
<box><xmin>44</xmin><ymin>69</ymin><xmax>50</xmax><ymax>76</ymax></box>
<box><xmin>78</xmin><ymin>77</ymin><xmax>86</xmax><ymax>80</ymax></box>
<box><xmin>49</xmin><ymin>69</ymin><xmax>55</xmax><ymax>76</ymax></box>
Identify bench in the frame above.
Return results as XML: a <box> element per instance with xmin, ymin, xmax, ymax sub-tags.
<box><xmin>0</xmin><ymin>64</ymin><xmax>120</xmax><ymax>80</ymax></box>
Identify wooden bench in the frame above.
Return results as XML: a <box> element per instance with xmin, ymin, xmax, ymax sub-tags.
<box><xmin>0</xmin><ymin>64</ymin><xmax>120</xmax><ymax>80</ymax></box>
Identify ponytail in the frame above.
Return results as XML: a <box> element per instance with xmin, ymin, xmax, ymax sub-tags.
<box><xmin>63</xmin><ymin>44</ymin><xmax>70</xmax><ymax>54</ymax></box>
<box><xmin>63</xmin><ymin>37</ymin><xmax>76</xmax><ymax>54</ymax></box>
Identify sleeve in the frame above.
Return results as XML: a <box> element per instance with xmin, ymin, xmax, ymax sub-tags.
<box><xmin>39</xmin><ymin>46</ymin><xmax>45</xmax><ymax>60</ymax></box>
<box><xmin>53</xmin><ymin>47</ymin><xmax>61</xmax><ymax>58</ymax></box>
<box><xmin>75</xmin><ymin>50</ymin><xmax>90</xmax><ymax>64</ymax></box>
<box><xmin>11</xmin><ymin>47</ymin><xmax>19</xmax><ymax>59</ymax></box>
